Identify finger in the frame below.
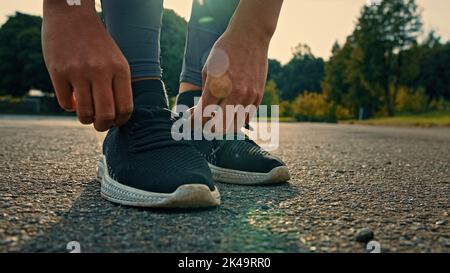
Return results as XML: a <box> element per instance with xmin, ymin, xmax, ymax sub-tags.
<box><xmin>244</xmin><ymin>104</ymin><xmax>258</xmax><ymax>127</ymax></box>
<box><xmin>189</xmin><ymin>82</ymin><xmax>221</xmax><ymax>126</ymax></box>
<box><xmin>207</xmin><ymin>75</ymin><xmax>232</xmax><ymax>99</ymax></box>
<box><xmin>92</xmin><ymin>78</ymin><xmax>115</xmax><ymax>132</ymax></box>
<box><xmin>188</xmin><ymin>93</ymin><xmax>219</xmax><ymax>134</ymax></box>
<box><xmin>188</xmin><ymin>69</ymin><xmax>208</xmax><ymax>128</ymax></box>
<box><xmin>73</xmin><ymin>80</ymin><xmax>94</xmax><ymax>125</ymax></box>
<box><xmin>201</xmin><ymin>67</ymin><xmax>207</xmax><ymax>90</ymax></box>
<box><xmin>220</xmin><ymin>90</ymin><xmax>255</xmax><ymax>133</ymax></box>
<box><xmin>201</xmin><ymin>69</ymin><xmax>221</xmax><ymax>110</ymax></box>
<box><xmin>237</xmin><ymin>89</ymin><xmax>261</xmax><ymax>125</ymax></box>
<box><xmin>51</xmin><ymin>76</ymin><xmax>75</xmax><ymax>112</ymax></box>
<box><xmin>112</xmin><ymin>72</ymin><xmax>133</xmax><ymax>127</ymax></box>
<box><xmin>247</xmin><ymin>93</ymin><xmax>262</xmax><ymax>124</ymax></box>
<box><xmin>219</xmin><ymin>100</ymin><xmax>242</xmax><ymax>134</ymax></box>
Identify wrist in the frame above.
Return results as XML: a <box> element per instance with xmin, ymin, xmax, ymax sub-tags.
<box><xmin>226</xmin><ymin>24</ymin><xmax>273</xmax><ymax>47</ymax></box>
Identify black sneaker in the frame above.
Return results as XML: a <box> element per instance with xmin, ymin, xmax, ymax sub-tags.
<box><xmin>97</xmin><ymin>81</ymin><xmax>220</xmax><ymax>208</ymax></box>
<box><xmin>176</xmin><ymin>91</ymin><xmax>290</xmax><ymax>185</ymax></box>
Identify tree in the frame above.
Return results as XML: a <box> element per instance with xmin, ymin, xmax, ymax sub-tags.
<box><xmin>0</xmin><ymin>12</ymin><xmax>52</xmax><ymax>96</ymax></box>
<box><xmin>292</xmin><ymin>92</ymin><xmax>332</xmax><ymax>122</ymax></box>
<box><xmin>322</xmin><ymin>41</ymin><xmax>351</xmax><ymax>110</ymax></box>
<box><xmin>352</xmin><ymin>0</ymin><xmax>422</xmax><ymax>116</ymax></box>
<box><xmin>160</xmin><ymin>9</ymin><xmax>187</xmax><ymax>97</ymax></box>
<box><xmin>276</xmin><ymin>44</ymin><xmax>325</xmax><ymax>101</ymax></box>
<box><xmin>418</xmin><ymin>42</ymin><xmax>450</xmax><ymax>101</ymax></box>
<box><xmin>323</xmin><ymin>37</ymin><xmax>381</xmax><ymax>119</ymax></box>
<box><xmin>261</xmin><ymin>80</ymin><xmax>280</xmax><ymax>106</ymax></box>
<box><xmin>267</xmin><ymin>59</ymin><xmax>283</xmax><ymax>87</ymax></box>
<box><xmin>391</xmin><ymin>30</ymin><xmax>450</xmax><ymax>101</ymax></box>
<box><xmin>323</xmin><ymin>0</ymin><xmax>423</xmax><ymax>118</ymax></box>
<box><xmin>259</xmin><ymin>80</ymin><xmax>281</xmax><ymax>117</ymax></box>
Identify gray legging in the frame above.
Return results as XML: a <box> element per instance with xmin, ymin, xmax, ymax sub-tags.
<box><xmin>101</xmin><ymin>0</ymin><xmax>239</xmax><ymax>87</ymax></box>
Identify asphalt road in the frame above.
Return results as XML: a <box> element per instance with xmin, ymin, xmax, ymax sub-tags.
<box><xmin>0</xmin><ymin>115</ymin><xmax>449</xmax><ymax>253</ymax></box>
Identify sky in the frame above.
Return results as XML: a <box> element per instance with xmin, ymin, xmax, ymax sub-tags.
<box><xmin>1</xmin><ymin>0</ymin><xmax>449</xmax><ymax>63</ymax></box>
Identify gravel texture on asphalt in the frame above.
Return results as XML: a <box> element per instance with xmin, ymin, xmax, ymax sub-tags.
<box><xmin>0</xmin><ymin>116</ymin><xmax>449</xmax><ymax>253</ymax></box>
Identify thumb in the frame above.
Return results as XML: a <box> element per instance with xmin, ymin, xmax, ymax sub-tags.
<box><xmin>187</xmin><ymin>90</ymin><xmax>219</xmax><ymax>128</ymax></box>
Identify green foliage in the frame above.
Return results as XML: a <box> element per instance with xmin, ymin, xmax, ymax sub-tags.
<box><xmin>259</xmin><ymin>80</ymin><xmax>281</xmax><ymax>117</ymax></box>
<box><xmin>322</xmin><ymin>41</ymin><xmax>348</xmax><ymax>106</ymax></box>
<box><xmin>335</xmin><ymin>104</ymin><xmax>354</xmax><ymax>120</ymax></box>
<box><xmin>292</xmin><ymin>92</ymin><xmax>334</xmax><ymax>122</ymax></box>
<box><xmin>416</xmin><ymin>41</ymin><xmax>450</xmax><ymax>101</ymax></box>
<box><xmin>279</xmin><ymin>100</ymin><xmax>294</xmax><ymax>118</ymax></box>
<box><xmin>323</xmin><ymin>39</ymin><xmax>381</xmax><ymax>119</ymax></box>
<box><xmin>279</xmin><ymin>0</ymin><xmax>449</xmax><ymax>122</ymax></box>
<box><xmin>354</xmin><ymin>0</ymin><xmax>422</xmax><ymax>116</ymax></box>
<box><xmin>430</xmin><ymin>98</ymin><xmax>450</xmax><ymax>112</ymax></box>
<box><xmin>0</xmin><ymin>12</ymin><xmax>52</xmax><ymax>96</ymax></box>
<box><xmin>267</xmin><ymin>44</ymin><xmax>325</xmax><ymax>101</ymax></box>
<box><xmin>261</xmin><ymin>80</ymin><xmax>280</xmax><ymax>106</ymax></box>
<box><xmin>160</xmin><ymin>9</ymin><xmax>187</xmax><ymax>97</ymax></box>
<box><xmin>322</xmin><ymin>0</ymin><xmax>426</xmax><ymax>118</ymax></box>
<box><xmin>342</xmin><ymin>110</ymin><xmax>450</xmax><ymax>127</ymax></box>
<box><xmin>395</xmin><ymin>31</ymin><xmax>450</xmax><ymax>103</ymax></box>
<box><xmin>395</xmin><ymin>86</ymin><xmax>428</xmax><ymax>113</ymax></box>
<box><xmin>267</xmin><ymin>59</ymin><xmax>283</xmax><ymax>84</ymax></box>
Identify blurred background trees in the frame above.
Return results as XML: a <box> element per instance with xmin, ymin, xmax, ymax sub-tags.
<box><xmin>0</xmin><ymin>12</ymin><xmax>52</xmax><ymax>97</ymax></box>
<box><xmin>319</xmin><ymin>0</ymin><xmax>449</xmax><ymax>121</ymax></box>
<box><xmin>268</xmin><ymin>44</ymin><xmax>324</xmax><ymax>101</ymax></box>
<box><xmin>271</xmin><ymin>0</ymin><xmax>449</xmax><ymax>122</ymax></box>
<box><xmin>160</xmin><ymin>9</ymin><xmax>187</xmax><ymax>97</ymax></box>
<box><xmin>0</xmin><ymin>0</ymin><xmax>449</xmax><ymax>121</ymax></box>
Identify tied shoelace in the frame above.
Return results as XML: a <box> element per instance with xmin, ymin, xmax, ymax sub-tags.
<box><xmin>209</xmin><ymin>132</ymin><xmax>266</xmax><ymax>158</ymax></box>
<box><xmin>129</xmin><ymin>107</ymin><xmax>189</xmax><ymax>153</ymax></box>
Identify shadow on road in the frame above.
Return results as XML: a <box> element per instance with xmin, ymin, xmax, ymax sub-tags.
<box><xmin>19</xmin><ymin>179</ymin><xmax>305</xmax><ymax>253</ymax></box>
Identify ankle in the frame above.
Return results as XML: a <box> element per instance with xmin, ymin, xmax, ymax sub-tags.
<box><xmin>179</xmin><ymin>82</ymin><xmax>202</xmax><ymax>93</ymax></box>
<box><xmin>132</xmin><ymin>77</ymin><xmax>161</xmax><ymax>83</ymax></box>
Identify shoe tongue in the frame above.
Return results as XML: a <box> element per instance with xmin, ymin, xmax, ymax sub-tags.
<box><xmin>175</xmin><ymin>90</ymin><xmax>203</xmax><ymax>114</ymax></box>
<box><xmin>132</xmin><ymin>80</ymin><xmax>169</xmax><ymax>108</ymax></box>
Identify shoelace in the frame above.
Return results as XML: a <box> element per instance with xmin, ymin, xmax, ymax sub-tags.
<box><xmin>130</xmin><ymin>107</ymin><xmax>189</xmax><ymax>153</ymax></box>
<box><xmin>177</xmin><ymin>109</ymin><xmax>258</xmax><ymax>157</ymax></box>
<box><xmin>209</xmin><ymin>132</ymin><xmax>262</xmax><ymax>158</ymax></box>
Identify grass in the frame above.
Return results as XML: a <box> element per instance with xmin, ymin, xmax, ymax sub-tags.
<box><xmin>340</xmin><ymin>110</ymin><xmax>450</xmax><ymax>127</ymax></box>
<box><xmin>254</xmin><ymin>116</ymin><xmax>296</xmax><ymax>122</ymax></box>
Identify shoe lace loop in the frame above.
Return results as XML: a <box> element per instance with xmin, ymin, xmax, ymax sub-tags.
<box><xmin>129</xmin><ymin>108</ymin><xmax>189</xmax><ymax>153</ymax></box>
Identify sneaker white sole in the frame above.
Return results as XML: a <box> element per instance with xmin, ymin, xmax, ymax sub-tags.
<box><xmin>208</xmin><ymin>164</ymin><xmax>290</xmax><ymax>185</ymax></box>
<box><xmin>97</xmin><ymin>156</ymin><xmax>220</xmax><ymax>208</ymax></box>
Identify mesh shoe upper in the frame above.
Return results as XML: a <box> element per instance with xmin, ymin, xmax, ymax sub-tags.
<box><xmin>190</xmin><ymin>134</ymin><xmax>286</xmax><ymax>173</ymax></box>
<box><xmin>103</xmin><ymin>81</ymin><xmax>215</xmax><ymax>193</ymax></box>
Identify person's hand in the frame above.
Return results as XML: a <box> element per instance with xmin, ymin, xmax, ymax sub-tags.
<box><xmin>190</xmin><ymin>0</ymin><xmax>283</xmax><ymax>134</ymax></box>
<box><xmin>42</xmin><ymin>1</ymin><xmax>132</xmax><ymax>131</ymax></box>
<box><xmin>192</xmin><ymin>30</ymin><xmax>269</xmax><ymax>133</ymax></box>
